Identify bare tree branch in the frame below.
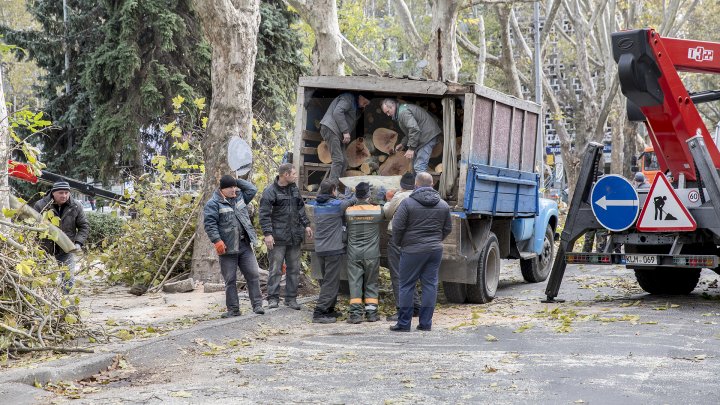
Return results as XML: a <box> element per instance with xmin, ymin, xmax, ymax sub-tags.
<box><xmin>390</xmin><ymin>0</ymin><xmax>426</xmax><ymax>55</ymax></box>
<box><xmin>497</xmin><ymin>5</ymin><xmax>523</xmax><ymax>97</ymax></box>
<box><xmin>463</xmin><ymin>0</ymin><xmax>535</xmax><ymax>8</ymax></box>
<box><xmin>340</xmin><ymin>34</ymin><xmax>384</xmax><ymax>75</ymax></box>
<box><xmin>510</xmin><ymin>7</ymin><xmax>533</xmax><ymax>60</ymax></box>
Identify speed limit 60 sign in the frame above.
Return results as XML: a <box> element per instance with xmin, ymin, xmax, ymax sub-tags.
<box><xmin>688</xmin><ymin>189</ymin><xmax>700</xmax><ymax>203</ymax></box>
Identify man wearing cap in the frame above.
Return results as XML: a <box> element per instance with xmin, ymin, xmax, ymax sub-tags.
<box><xmin>203</xmin><ymin>174</ymin><xmax>265</xmax><ymax>318</ymax></box>
<box><xmin>345</xmin><ymin>182</ymin><xmax>383</xmax><ymax>323</ymax></box>
<box><xmin>383</xmin><ymin>172</ymin><xmax>421</xmax><ymax>322</ymax></box>
<box><xmin>308</xmin><ymin>179</ymin><xmax>356</xmax><ymax>324</ymax></box>
<box><xmin>320</xmin><ymin>93</ymin><xmax>371</xmax><ymax>183</ymax></box>
<box><xmin>381</xmin><ymin>98</ymin><xmax>442</xmax><ymax>173</ymax></box>
<box><xmin>390</xmin><ymin>172</ymin><xmax>452</xmax><ymax>332</ymax></box>
<box><xmin>33</xmin><ymin>181</ymin><xmax>90</xmax><ymax>292</ymax></box>
<box><xmin>634</xmin><ymin>172</ymin><xmax>650</xmax><ymax>189</ymax></box>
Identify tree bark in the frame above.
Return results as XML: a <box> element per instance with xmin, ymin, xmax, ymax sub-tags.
<box><xmin>191</xmin><ymin>0</ymin><xmax>261</xmax><ymax>283</ymax></box>
<box><xmin>287</xmin><ymin>0</ymin><xmax>345</xmax><ymax>75</ymax></box>
<box><xmin>428</xmin><ymin>0</ymin><xmax>462</xmax><ymax>82</ymax></box>
<box><xmin>497</xmin><ymin>5</ymin><xmax>523</xmax><ymax>98</ymax></box>
<box><xmin>0</xmin><ymin>66</ymin><xmax>9</xmax><ymax>210</ymax></box>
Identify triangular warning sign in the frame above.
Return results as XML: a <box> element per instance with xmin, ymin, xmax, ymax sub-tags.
<box><xmin>637</xmin><ymin>173</ymin><xmax>696</xmax><ymax>231</ymax></box>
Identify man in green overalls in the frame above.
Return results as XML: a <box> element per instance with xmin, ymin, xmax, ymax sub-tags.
<box><xmin>345</xmin><ymin>182</ymin><xmax>383</xmax><ymax>323</ymax></box>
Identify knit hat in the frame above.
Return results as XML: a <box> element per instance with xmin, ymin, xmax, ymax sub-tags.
<box><xmin>51</xmin><ymin>181</ymin><xmax>70</xmax><ymax>193</ymax></box>
<box><xmin>633</xmin><ymin>172</ymin><xmax>645</xmax><ymax>183</ymax></box>
<box><xmin>400</xmin><ymin>172</ymin><xmax>415</xmax><ymax>190</ymax></box>
<box><xmin>219</xmin><ymin>175</ymin><xmax>237</xmax><ymax>189</ymax></box>
<box><xmin>355</xmin><ymin>182</ymin><xmax>370</xmax><ymax>199</ymax></box>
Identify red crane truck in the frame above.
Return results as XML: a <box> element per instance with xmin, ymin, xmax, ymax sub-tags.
<box><xmin>546</xmin><ymin>28</ymin><xmax>720</xmax><ymax>301</ymax></box>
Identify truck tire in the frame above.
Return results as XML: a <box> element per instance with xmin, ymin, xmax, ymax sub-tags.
<box><xmin>466</xmin><ymin>232</ymin><xmax>500</xmax><ymax>304</ymax></box>
<box><xmin>442</xmin><ymin>282</ymin><xmax>467</xmax><ymax>303</ymax></box>
<box><xmin>520</xmin><ymin>225</ymin><xmax>555</xmax><ymax>283</ymax></box>
<box><xmin>634</xmin><ymin>268</ymin><xmax>701</xmax><ymax>295</ymax></box>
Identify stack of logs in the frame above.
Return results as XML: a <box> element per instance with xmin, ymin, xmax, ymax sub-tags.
<box><xmin>316</xmin><ymin>127</ymin><xmax>455</xmax><ymax>177</ymax></box>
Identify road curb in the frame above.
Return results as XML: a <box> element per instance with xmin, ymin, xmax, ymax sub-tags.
<box><xmin>0</xmin><ymin>295</ymin><xmax>318</xmax><ymax>389</ymax></box>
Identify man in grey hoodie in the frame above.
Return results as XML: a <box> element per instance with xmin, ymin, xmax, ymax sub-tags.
<box><xmin>390</xmin><ymin>172</ymin><xmax>452</xmax><ymax>332</ymax></box>
<box><xmin>320</xmin><ymin>93</ymin><xmax>371</xmax><ymax>183</ymax></box>
<box><xmin>308</xmin><ymin>180</ymin><xmax>356</xmax><ymax>324</ymax></box>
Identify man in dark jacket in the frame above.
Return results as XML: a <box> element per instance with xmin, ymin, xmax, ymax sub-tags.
<box><xmin>259</xmin><ymin>163</ymin><xmax>313</xmax><ymax>310</ymax></box>
<box><xmin>381</xmin><ymin>98</ymin><xmax>442</xmax><ymax>174</ymax></box>
<box><xmin>345</xmin><ymin>182</ymin><xmax>383</xmax><ymax>323</ymax></box>
<box><xmin>390</xmin><ymin>172</ymin><xmax>452</xmax><ymax>332</ymax></box>
<box><xmin>384</xmin><ymin>172</ymin><xmax>421</xmax><ymax>321</ymax></box>
<box><xmin>320</xmin><ymin>92</ymin><xmax>371</xmax><ymax>183</ymax></box>
<box><xmin>204</xmin><ymin>175</ymin><xmax>264</xmax><ymax>318</ymax></box>
<box><xmin>308</xmin><ymin>180</ymin><xmax>356</xmax><ymax>324</ymax></box>
<box><xmin>33</xmin><ymin>181</ymin><xmax>90</xmax><ymax>292</ymax></box>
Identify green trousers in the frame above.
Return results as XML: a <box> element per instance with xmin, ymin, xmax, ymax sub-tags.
<box><xmin>347</xmin><ymin>257</ymin><xmax>380</xmax><ymax>316</ymax></box>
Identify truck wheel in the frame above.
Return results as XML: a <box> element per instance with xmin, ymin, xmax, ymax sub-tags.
<box><xmin>466</xmin><ymin>232</ymin><xmax>500</xmax><ymax>304</ymax></box>
<box><xmin>442</xmin><ymin>282</ymin><xmax>467</xmax><ymax>303</ymax></box>
<box><xmin>634</xmin><ymin>268</ymin><xmax>701</xmax><ymax>295</ymax></box>
<box><xmin>520</xmin><ymin>225</ymin><xmax>555</xmax><ymax>283</ymax></box>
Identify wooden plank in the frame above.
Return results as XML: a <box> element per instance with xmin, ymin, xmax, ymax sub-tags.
<box><xmin>301</xmin><ymin>147</ymin><xmax>317</xmax><ymax>155</ymax></box>
<box><xmin>457</xmin><ymin>93</ymin><xmax>475</xmax><ymax>210</ymax></box>
<box><xmin>474</xmin><ymin>84</ymin><xmax>542</xmax><ymax>114</ymax></box>
<box><xmin>293</xmin><ymin>86</ymin><xmax>305</xmax><ymax>176</ymax></box>
<box><xmin>304</xmin><ymin>162</ymin><xmax>331</xmax><ymax>168</ymax></box>
<box><xmin>299</xmin><ymin>76</ymin><xmax>449</xmax><ymax>96</ymax></box>
<box><xmin>302</xmin><ymin>130</ymin><xmax>322</xmax><ymax>142</ymax></box>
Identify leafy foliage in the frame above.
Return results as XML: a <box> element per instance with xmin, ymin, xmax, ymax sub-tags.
<box><xmin>85</xmin><ymin>212</ymin><xmax>124</xmax><ymax>250</ymax></box>
<box><xmin>1</xmin><ymin>0</ymin><xmax>211</xmax><ymax>180</ymax></box>
<box><xmin>98</xmin><ymin>95</ymin><xmax>205</xmax><ymax>287</ymax></box>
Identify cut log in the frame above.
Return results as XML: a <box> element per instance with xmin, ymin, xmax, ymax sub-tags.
<box><xmin>345</xmin><ymin>137</ymin><xmax>371</xmax><ymax>168</ymax></box>
<box><xmin>360</xmin><ymin>156</ymin><xmax>380</xmax><ymax>175</ymax></box>
<box><xmin>306</xmin><ymin>184</ymin><xmax>319</xmax><ymax>192</ymax></box>
<box><xmin>372</xmin><ymin>128</ymin><xmax>398</xmax><ymax>154</ymax></box>
<box><xmin>317</xmin><ymin>141</ymin><xmax>333</xmax><ymax>164</ymax></box>
<box><xmin>431</xmin><ymin>140</ymin><xmax>443</xmax><ymax>158</ymax></box>
<box><xmin>344</xmin><ymin>170</ymin><xmax>365</xmax><ymax>177</ymax></box>
<box><xmin>435</xmin><ymin>163</ymin><xmax>443</xmax><ymax>174</ymax></box>
<box><xmin>378</xmin><ymin>153</ymin><xmax>411</xmax><ymax>176</ymax></box>
<box><xmin>378</xmin><ymin>155</ymin><xmax>387</xmax><ymax>163</ymax></box>
<box><xmin>456</xmin><ymin>136</ymin><xmax>462</xmax><ymax>155</ymax></box>
<box><xmin>364</xmin><ymin>134</ymin><xmax>377</xmax><ymax>154</ymax></box>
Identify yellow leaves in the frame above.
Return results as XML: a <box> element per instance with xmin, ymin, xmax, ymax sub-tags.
<box><xmin>64</xmin><ymin>314</ymin><xmax>78</xmax><ymax>325</ymax></box>
<box><xmin>272</xmin><ymin>122</ymin><xmax>282</xmax><ymax>131</ymax></box>
<box><xmin>484</xmin><ymin>334</ymin><xmax>498</xmax><ymax>342</ymax></box>
<box><xmin>162</xmin><ymin>170</ymin><xmax>178</xmax><ymax>184</ymax></box>
<box><xmin>193</xmin><ymin>97</ymin><xmax>206</xmax><ymax>111</ymax></box>
<box><xmin>2</xmin><ymin>208</ymin><xmax>17</xmax><ymax>218</ymax></box>
<box><xmin>16</xmin><ymin>259</ymin><xmax>35</xmax><ymax>277</ymax></box>
<box><xmin>201</xmin><ymin>117</ymin><xmax>208</xmax><ymax>129</ymax></box>
<box><xmin>172</xmin><ymin>95</ymin><xmax>185</xmax><ymax>110</ymax></box>
<box><xmin>170</xmin><ymin>391</ymin><xmax>193</xmax><ymax>398</ymax></box>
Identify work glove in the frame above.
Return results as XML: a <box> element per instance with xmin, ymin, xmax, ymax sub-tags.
<box><xmin>214</xmin><ymin>240</ymin><xmax>226</xmax><ymax>255</ymax></box>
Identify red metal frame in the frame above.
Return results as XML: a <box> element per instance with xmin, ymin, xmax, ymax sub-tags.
<box><xmin>636</xmin><ymin>29</ymin><xmax>720</xmax><ymax>181</ymax></box>
<box><xmin>8</xmin><ymin>160</ymin><xmax>38</xmax><ymax>183</ymax></box>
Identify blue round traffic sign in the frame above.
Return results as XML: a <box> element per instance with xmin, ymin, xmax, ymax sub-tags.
<box><xmin>590</xmin><ymin>175</ymin><xmax>640</xmax><ymax>232</ymax></box>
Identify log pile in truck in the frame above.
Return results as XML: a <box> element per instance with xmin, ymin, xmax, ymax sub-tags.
<box><xmin>292</xmin><ymin>76</ymin><xmax>559</xmax><ymax>303</ymax></box>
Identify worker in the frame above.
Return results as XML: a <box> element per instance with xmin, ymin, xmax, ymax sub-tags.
<box><xmin>308</xmin><ymin>180</ymin><xmax>356</xmax><ymax>324</ymax></box>
<box><xmin>383</xmin><ymin>172</ymin><xmax>421</xmax><ymax>322</ymax></box>
<box><xmin>390</xmin><ymin>172</ymin><xmax>452</xmax><ymax>332</ymax></box>
<box><xmin>203</xmin><ymin>175</ymin><xmax>265</xmax><ymax>318</ymax></box>
<box><xmin>345</xmin><ymin>182</ymin><xmax>383</xmax><ymax>324</ymax></box>
<box><xmin>320</xmin><ymin>93</ymin><xmax>371</xmax><ymax>183</ymax></box>
<box><xmin>634</xmin><ymin>172</ymin><xmax>650</xmax><ymax>189</ymax></box>
<box><xmin>259</xmin><ymin>163</ymin><xmax>313</xmax><ymax>310</ymax></box>
<box><xmin>33</xmin><ymin>181</ymin><xmax>90</xmax><ymax>293</ymax></box>
<box><xmin>381</xmin><ymin>98</ymin><xmax>442</xmax><ymax>174</ymax></box>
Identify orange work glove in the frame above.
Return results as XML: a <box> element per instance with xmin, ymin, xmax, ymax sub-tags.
<box><xmin>214</xmin><ymin>240</ymin><xmax>226</xmax><ymax>255</ymax></box>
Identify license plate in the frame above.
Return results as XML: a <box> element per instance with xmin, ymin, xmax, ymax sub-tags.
<box><xmin>621</xmin><ymin>254</ymin><xmax>657</xmax><ymax>265</ymax></box>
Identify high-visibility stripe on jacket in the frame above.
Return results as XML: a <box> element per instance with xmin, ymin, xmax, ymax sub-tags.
<box><xmin>345</xmin><ymin>202</ymin><xmax>383</xmax><ymax>259</ymax></box>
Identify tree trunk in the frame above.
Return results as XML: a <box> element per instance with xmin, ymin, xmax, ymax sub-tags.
<box><xmin>0</xmin><ymin>67</ymin><xmax>9</xmax><ymax>210</ymax></box>
<box><xmin>427</xmin><ymin>0</ymin><xmax>461</xmax><ymax>82</ymax></box>
<box><xmin>191</xmin><ymin>0</ymin><xmax>261</xmax><ymax>283</ymax></box>
<box><xmin>286</xmin><ymin>0</ymin><xmax>344</xmax><ymax>75</ymax></box>
<box><xmin>497</xmin><ymin>5</ymin><xmax>523</xmax><ymax>98</ymax></box>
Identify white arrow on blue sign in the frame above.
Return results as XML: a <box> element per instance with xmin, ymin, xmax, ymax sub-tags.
<box><xmin>590</xmin><ymin>174</ymin><xmax>640</xmax><ymax>232</ymax></box>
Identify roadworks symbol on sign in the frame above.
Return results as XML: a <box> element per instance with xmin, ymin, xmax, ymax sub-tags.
<box><xmin>636</xmin><ymin>172</ymin><xmax>697</xmax><ymax>231</ymax></box>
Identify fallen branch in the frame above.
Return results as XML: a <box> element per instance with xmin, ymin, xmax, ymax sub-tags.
<box><xmin>12</xmin><ymin>346</ymin><xmax>94</xmax><ymax>354</ymax></box>
<box><xmin>150</xmin><ymin>233</ymin><xmax>196</xmax><ymax>293</ymax></box>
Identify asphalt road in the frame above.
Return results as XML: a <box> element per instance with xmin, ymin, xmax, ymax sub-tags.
<box><xmin>18</xmin><ymin>262</ymin><xmax>720</xmax><ymax>404</ymax></box>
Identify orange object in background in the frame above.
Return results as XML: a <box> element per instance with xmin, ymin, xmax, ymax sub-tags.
<box><xmin>637</xmin><ymin>147</ymin><xmax>660</xmax><ymax>184</ymax></box>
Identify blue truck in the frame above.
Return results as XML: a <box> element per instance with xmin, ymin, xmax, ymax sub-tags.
<box><xmin>293</xmin><ymin>76</ymin><xmax>558</xmax><ymax>303</ymax></box>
